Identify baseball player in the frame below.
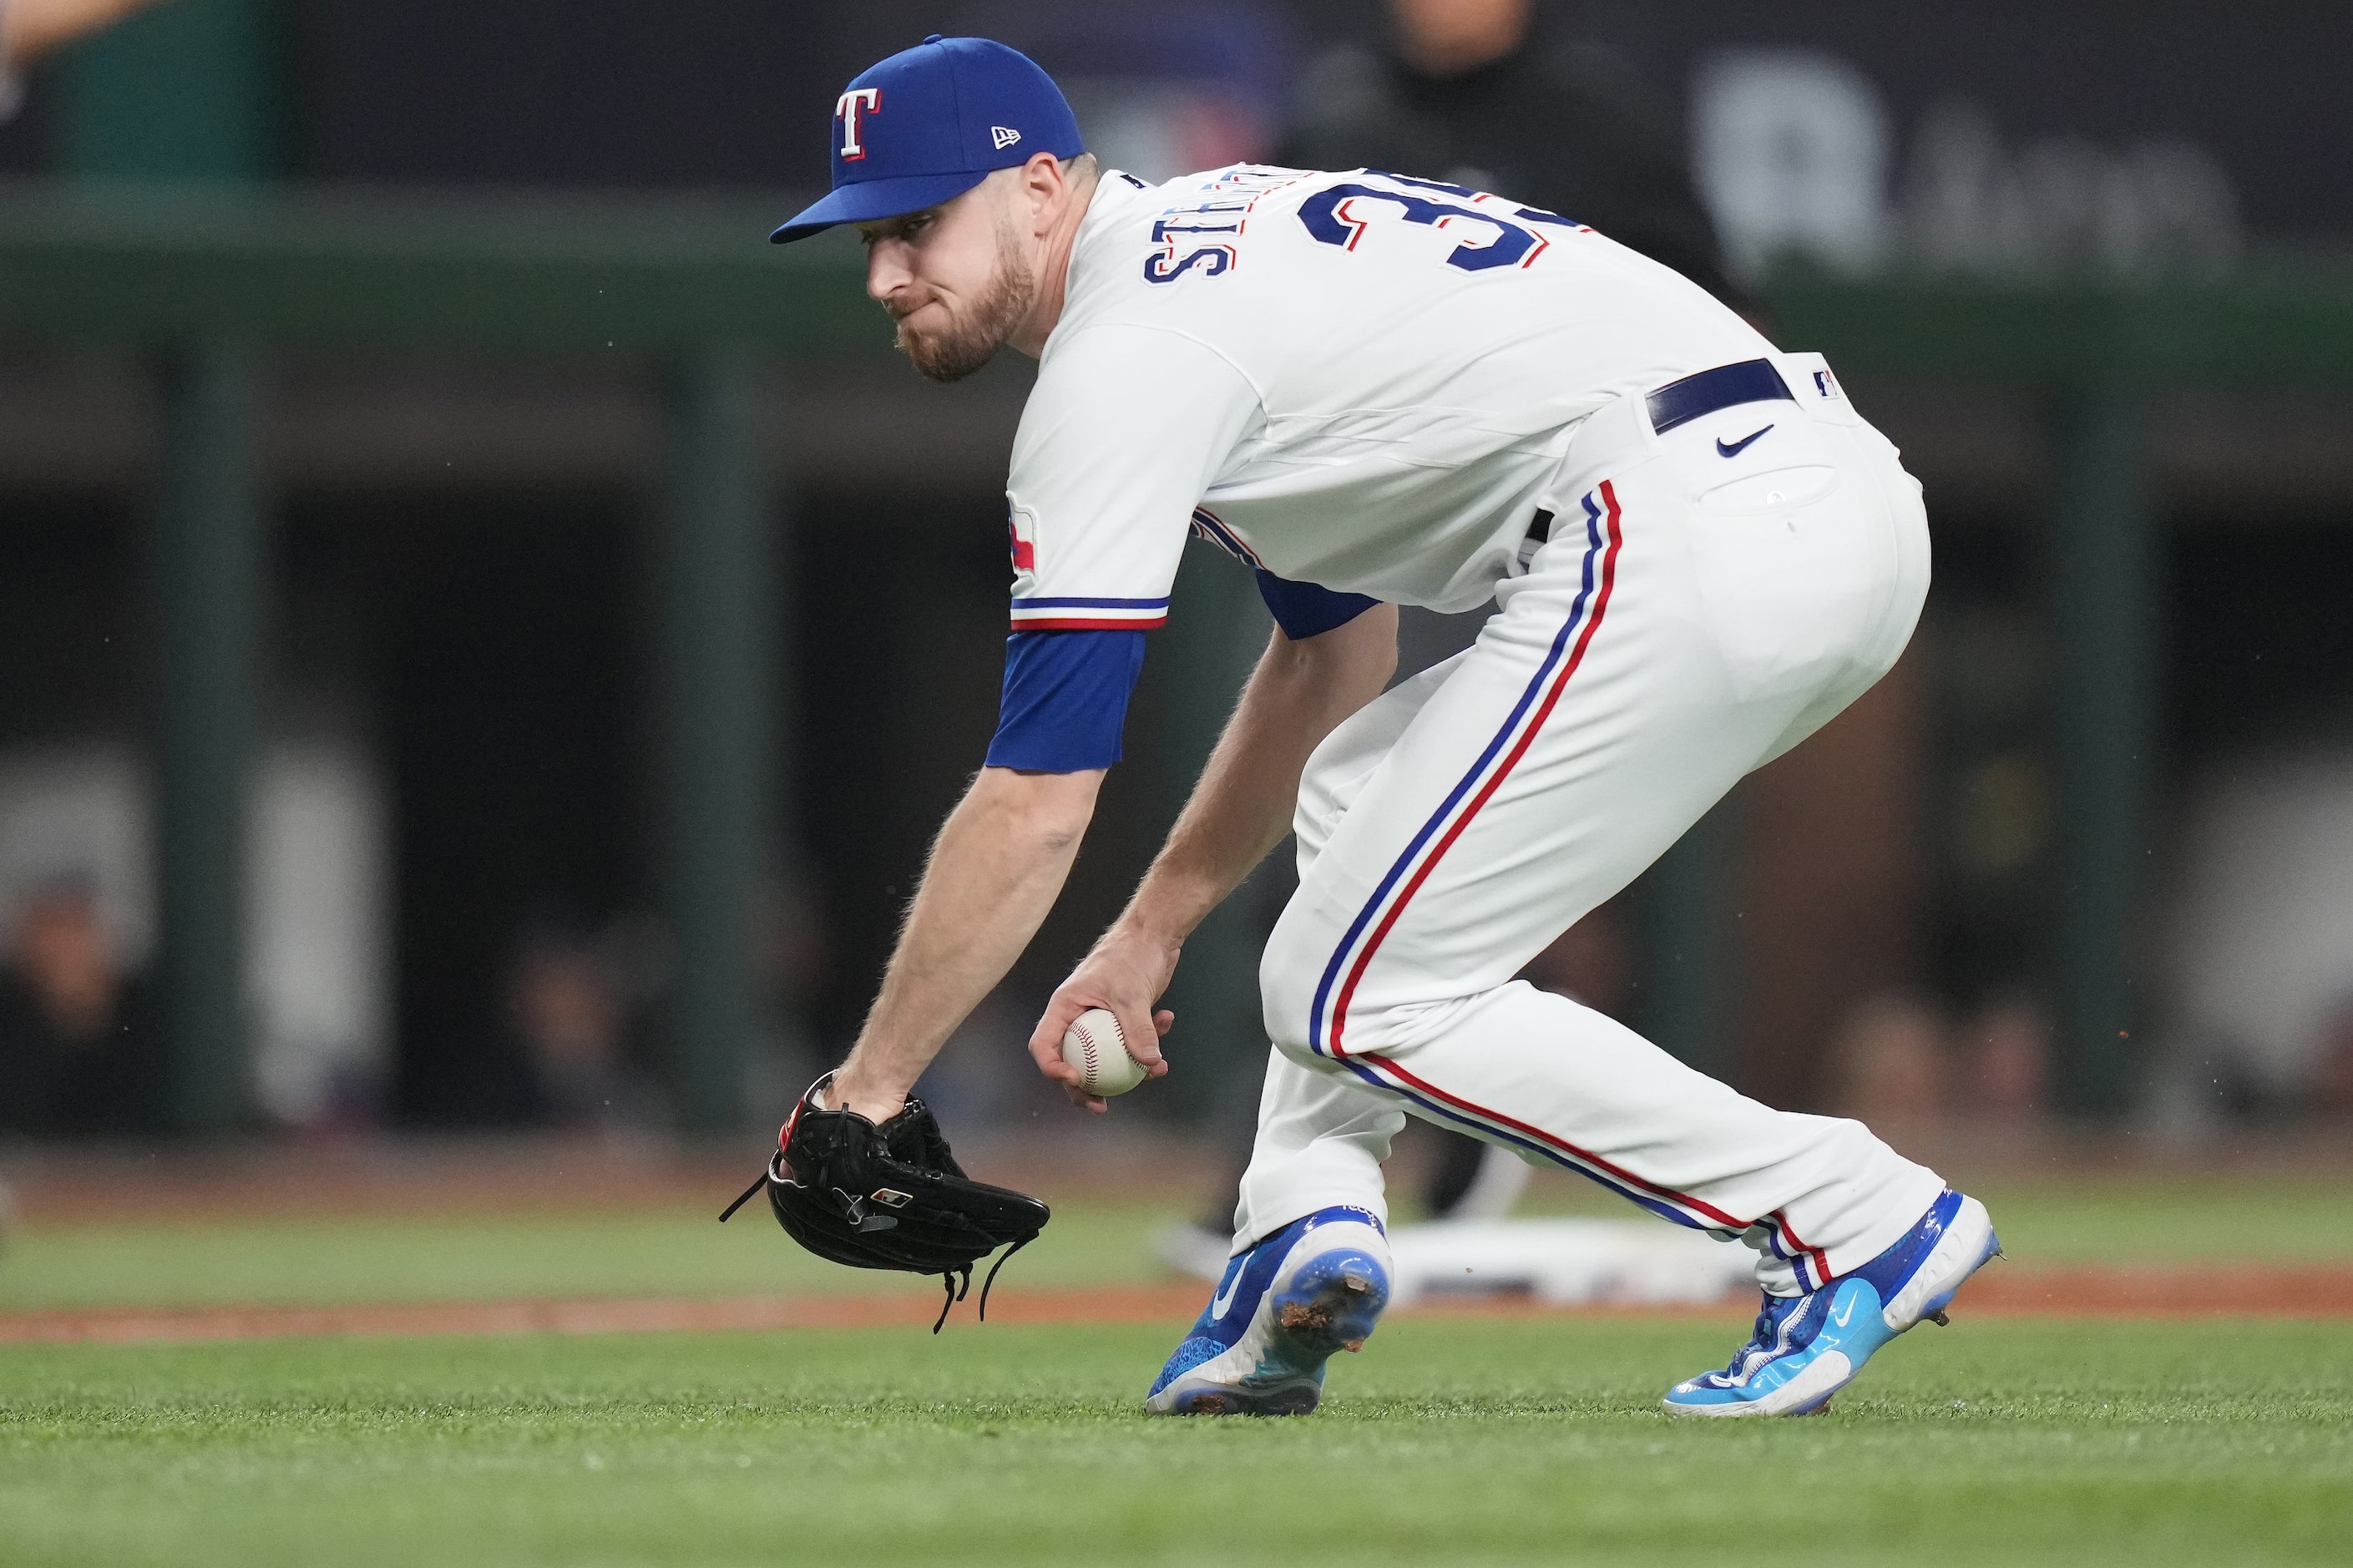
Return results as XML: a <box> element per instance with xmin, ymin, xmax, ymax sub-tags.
<box><xmin>769</xmin><ymin>35</ymin><xmax>2000</xmax><ymax>1418</ymax></box>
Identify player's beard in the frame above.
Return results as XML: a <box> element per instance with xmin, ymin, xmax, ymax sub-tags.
<box><xmin>893</xmin><ymin>217</ymin><xmax>1036</xmax><ymax>383</ymax></box>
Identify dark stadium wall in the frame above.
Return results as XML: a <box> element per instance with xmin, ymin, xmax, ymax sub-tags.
<box><xmin>3</xmin><ymin>3</ymin><xmax>2342</xmax><ymax>247</ymax></box>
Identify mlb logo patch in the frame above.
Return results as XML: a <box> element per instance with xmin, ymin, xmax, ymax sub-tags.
<box><xmin>1812</xmin><ymin>368</ymin><xmax>1844</xmax><ymax>400</ymax></box>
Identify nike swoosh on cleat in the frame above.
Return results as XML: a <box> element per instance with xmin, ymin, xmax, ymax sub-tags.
<box><xmin>1211</xmin><ymin>1270</ymin><xmax>1244</xmax><ymax>1319</ymax></box>
<box><xmin>1717</xmin><ymin>425</ymin><xmax>1773</xmax><ymax>458</ymax></box>
<box><xmin>1829</xmin><ymin>1295</ymin><xmax>1855</xmax><ymax>1329</ymax></box>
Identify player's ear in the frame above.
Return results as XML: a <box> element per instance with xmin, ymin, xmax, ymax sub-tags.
<box><xmin>1019</xmin><ymin>151</ymin><xmax>1067</xmax><ymax>232</ymax></box>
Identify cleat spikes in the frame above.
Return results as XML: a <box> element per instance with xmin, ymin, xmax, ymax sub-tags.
<box><xmin>1146</xmin><ymin>1211</ymin><xmax>1393</xmax><ymax>1418</ymax></box>
<box><xmin>1929</xmin><ymin>1309</ymin><xmax>1951</xmax><ymax>1328</ymax></box>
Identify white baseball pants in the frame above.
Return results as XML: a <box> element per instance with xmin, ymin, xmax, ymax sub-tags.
<box><xmin>1233</xmin><ymin>355</ymin><xmax>1946</xmax><ymax>1297</ymax></box>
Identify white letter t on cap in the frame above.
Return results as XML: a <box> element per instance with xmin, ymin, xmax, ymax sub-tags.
<box><xmin>837</xmin><ymin>88</ymin><xmax>883</xmax><ymax>159</ymax></box>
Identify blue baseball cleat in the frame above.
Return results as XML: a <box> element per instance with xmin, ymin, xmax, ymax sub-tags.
<box><xmin>1145</xmin><ymin>1206</ymin><xmax>1390</xmax><ymax>1416</ymax></box>
<box><xmin>1663</xmin><ymin>1189</ymin><xmax>2000</xmax><ymax>1418</ymax></box>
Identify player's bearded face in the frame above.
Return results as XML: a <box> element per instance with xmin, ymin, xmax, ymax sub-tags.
<box><xmin>884</xmin><ymin>205</ymin><xmax>1037</xmax><ymax>384</ymax></box>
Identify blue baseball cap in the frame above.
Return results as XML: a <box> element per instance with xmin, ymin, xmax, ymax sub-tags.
<box><xmin>771</xmin><ymin>36</ymin><xmax>1085</xmax><ymax>244</ymax></box>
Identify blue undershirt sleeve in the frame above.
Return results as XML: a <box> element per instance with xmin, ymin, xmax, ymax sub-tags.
<box><xmin>984</xmin><ymin>630</ymin><xmax>1147</xmax><ymax>773</ymax></box>
<box><xmin>1253</xmin><ymin>569</ymin><xmax>1381</xmax><ymax>641</ymax></box>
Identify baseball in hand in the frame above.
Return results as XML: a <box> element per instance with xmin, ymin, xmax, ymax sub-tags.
<box><xmin>1060</xmin><ymin>1008</ymin><xmax>1148</xmax><ymax>1096</ymax></box>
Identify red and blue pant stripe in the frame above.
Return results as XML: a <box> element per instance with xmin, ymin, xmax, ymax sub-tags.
<box><xmin>1298</xmin><ymin>478</ymin><xmax>1834</xmax><ymax>1289</ymax></box>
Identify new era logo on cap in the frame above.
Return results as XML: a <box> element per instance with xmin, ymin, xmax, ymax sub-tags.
<box><xmin>772</xmin><ymin>35</ymin><xmax>1085</xmax><ymax>244</ymax></box>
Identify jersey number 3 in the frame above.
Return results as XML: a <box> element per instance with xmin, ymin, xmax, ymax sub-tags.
<box><xmin>1298</xmin><ymin>172</ymin><xmax>1576</xmax><ymax>272</ymax></box>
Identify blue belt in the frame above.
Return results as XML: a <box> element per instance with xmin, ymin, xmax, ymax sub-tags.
<box><xmin>1521</xmin><ymin>357</ymin><xmax>1802</xmax><ymax>563</ymax></box>
<box><xmin>1646</xmin><ymin>358</ymin><xmax>1794</xmax><ymax>436</ymax></box>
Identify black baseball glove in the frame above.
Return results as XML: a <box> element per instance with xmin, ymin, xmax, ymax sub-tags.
<box><xmin>721</xmin><ymin>1075</ymin><xmax>1050</xmax><ymax>1332</ymax></box>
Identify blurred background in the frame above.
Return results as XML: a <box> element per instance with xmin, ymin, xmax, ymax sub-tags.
<box><xmin>1</xmin><ymin>0</ymin><xmax>2350</xmax><ymax>1186</ymax></box>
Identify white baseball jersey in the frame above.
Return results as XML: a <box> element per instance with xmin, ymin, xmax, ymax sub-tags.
<box><xmin>994</xmin><ymin>163</ymin><xmax>1956</xmax><ymax>1313</ymax></box>
<box><xmin>1004</xmin><ymin>164</ymin><xmax>1772</xmax><ymax>630</ymax></box>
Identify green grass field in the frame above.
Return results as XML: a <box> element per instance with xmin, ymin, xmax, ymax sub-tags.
<box><xmin>3</xmin><ymin>1167</ymin><xmax>2350</xmax><ymax>1565</ymax></box>
<box><xmin>3</xmin><ymin>1319</ymin><xmax>2349</xmax><ymax>1566</ymax></box>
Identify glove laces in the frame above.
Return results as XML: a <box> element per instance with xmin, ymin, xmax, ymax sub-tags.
<box><xmin>930</xmin><ymin>1231</ymin><xmax>1038</xmax><ymax>1333</ymax></box>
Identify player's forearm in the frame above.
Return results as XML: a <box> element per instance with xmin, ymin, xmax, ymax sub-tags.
<box><xmin>1121</xmin><ymin>606</ymin><xmax>1399</xmax><ymax>944</ymax></box>
<box><xmin>3</xmin><ymin>0</ymin><xmax>166</xmax><ymax>65</ymax></box>
<box><xmin>832</xmin><ymin>766</ymin><xmax>1101</xmax><ymax>1115</ymax></box>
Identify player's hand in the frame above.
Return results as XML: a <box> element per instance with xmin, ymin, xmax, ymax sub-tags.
<box><xmin>1030</xmin><ymin>923</ymin><xmax>1180</xmax><ymax>1112</ymax></box>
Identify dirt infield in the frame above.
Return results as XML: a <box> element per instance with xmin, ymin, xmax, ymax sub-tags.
<box><xmin>3</xmin><ymin>1263</ymin><xmax>2347</xmax><ymax>1346</ymax></box>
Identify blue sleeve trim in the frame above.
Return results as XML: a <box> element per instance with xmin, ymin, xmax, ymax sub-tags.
<box><xmin>984</xmin><ymin>630</ymin><xmax>1147</xmax><ymax>773</ymax></box>
<box><xmin>1010</xmin><ymin>595</ymin><xmax>1171</xmax><ymax>609</ymax></box>
<box><xmin>1254</xmin><ymin>570</ymin><xmax>1380</xmax><ymax>641</ymax></box>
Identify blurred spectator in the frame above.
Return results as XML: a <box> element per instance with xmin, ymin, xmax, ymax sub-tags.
<box><xmin>511</xmin><ymin>916</ymin><xmax>653</xmax><ymax>1129</ymax></box>
<box><xmin>1960</xmin><ymin>994</ymin><xmax>2050</xmax><ymax>1120</ymax></box>
<box><xmin>0</xmin><ymin>0</ymin><xmax>174</xmax><ymax>122</ymax></box>
<box><xmin>1280</xmin><ymin>0</ymin><xmax>1742</xmax><ymax>306</ymax></box>
<box><xmin>0</xmin><ymin>876</ymin><xmax>154</xmax><ymax>1136</ymax></box>
<box><xmin>1829</xmin><ymin>993</ymin><xmax>1948</xmax><ymax>1126</ymax></box>
<box><xmin>465</xmin><ymin>911</ymin><xmax>656</xmax><ymax>1130</ymax></box>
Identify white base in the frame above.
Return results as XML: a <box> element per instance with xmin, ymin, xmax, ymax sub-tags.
<box><xmin>1161</xmin><ymin>1216</ymin><xmax>1752</xmax><ymax>1309</ymax></box>
<box><xmin>1389</xmin><ymin>1217</ymin><xmax>1752</xmax><ymax>1308</ymax></box>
